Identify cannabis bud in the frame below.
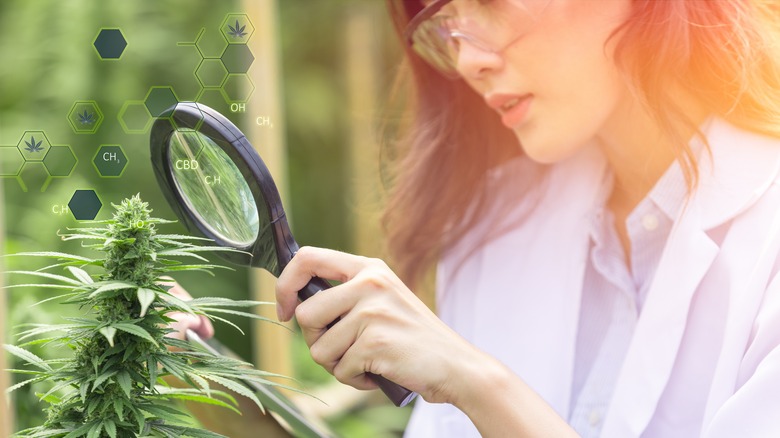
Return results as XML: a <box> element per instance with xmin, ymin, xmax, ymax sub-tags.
<box><xmin>5</xmin><ymin>194</ymin><xmax>288</xmax><ymax>438</ymax></box>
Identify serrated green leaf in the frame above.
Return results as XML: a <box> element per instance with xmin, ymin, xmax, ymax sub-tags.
<box><xmin>4</xmin><ymin>270</ymin><xmax>83</xmax><ymax>286</ymax></box>
<box><xmin>113</xmin><ymin>398</ymin><xmax>124</xmax><ymax>421</ymax></box>
<box><xmin>38</xmin><ymin>380</ymin><xmax>73</xmax><ymax>401</ymax></box>
<box><xmin>156</xmin><ymin>249</ymin><xmax>209</xmax><ymax>262</ymax></box>
<box><xmin>86</xmin><ymin>421</ymin><xmax>101</xmax><ymax>438</ymax></box>
<box><xmin>200</xmin><ymin>374</ymin><xmax>265</xmax><ymax>414</ymax></box>
<box><xmin>3</xmin><ymin>344</ymin><xmax>53</xmax><ymax>371</ymax></box>
<box><xmin>6</xmin><ymin>376</ymin><xmax>47</xmax><ymax>394</ymax></box>
<box><xmin>67</xmin><ymin>266</ymin><xmax>93</xmax><ymax>284</ymax></box>
<box><xmin>112</xmin><ymin>323</ymin><xmax>158</xmax><ymax>346</ymax></box>
<box><xmin>116</xmin><ymin>371</ymin><xmax>132</xmax><ymax>397</ymax></box>
<box><xmin>34</xmin><ymin>391</ymin><xmax>62</xmax><ymax>404</ymax></box>
<box><xmin>186</xmin><ymin>372</ymin><xmax>211</xmax><ymax>397</ymax></box>
<box><xmin>148</xmin><ymin>356</ymin><xmax>158</xmax><ymax>389</ymax></box>
<box><xmin>63</xmin><ymin>421</ymin><xmax>94</xmax><ymax>438</ymax></box>
<box><xmin>203</xmin><ymin>314</ymin><xmax>245</xmax><ymax>335</ymax></box>
<box><xmin>104</xmin><ymin>420</ymin><xmax>117</xmax><ymax>438</ymax></box>
<box><xmin>137</xmin><ymin>288</ymin><xmax>157</xmax><ymax>317</ymax></box>
<box><xmin>18</xmin><ymin>324</ymin><xmax>83</xmax><ymax>341</ymax></box>
<box><xmin>150</xmin><ymin>391</ymin><xmax>241</xmax><ymax>415</ymax></box>
<box><xmin>158</xmin><ymin>292</ymin><xmax>195</xmax><ymax>314</ymax></box>
<box><xmin>3</xmin><ymin>283</ymin><xmax>75</xmax><ymax>290</ymax></box>
<box><xmin>80</xmin><ymin>379</ymin><xmax>89</xmax><ymax>403</ymax></box>
<box><xmin>88</xmin><ymin>281</ymin><xmax>137</xmax><ymax>299</ymax></box>
<box><xmin>93</xmin><ymin>370</ymin><xmax>117</xmax><ymax>390</ymax></box>
<box><xmin>99</xmin><ymin>326</ymin><xmax>118</xmax><ymax>347</ymax></box>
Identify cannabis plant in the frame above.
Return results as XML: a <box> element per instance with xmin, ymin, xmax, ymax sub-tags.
<box><xmin>4</xmin><ymin>195</ymin><xmax>287</xmax><ymax>437</ymax></box>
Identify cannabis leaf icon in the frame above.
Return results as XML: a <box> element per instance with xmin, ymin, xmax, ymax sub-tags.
<box><xmin>227</xmin><ymin>20</ymin><xmax>247</xmax><ymax>38</ymax></box>
<box><xmin>24</xmin><ymin>136</ymin><xmax>44</xmax><ymax>153</ymax></box>
<box><xmin>78</xmin><ymin>109</ymin><xmax>95</xmax><ymax>125</ymax></box>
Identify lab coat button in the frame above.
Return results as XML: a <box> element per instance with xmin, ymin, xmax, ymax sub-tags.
<box><xmin>589</xmin><ymin>410</ymin><xmax>601</xmax><ymax>427</ymax></box>
<box><xmin>641</xmin><ymin>213</ymin><xmax>659</xmax><ymax>231</ymax></box>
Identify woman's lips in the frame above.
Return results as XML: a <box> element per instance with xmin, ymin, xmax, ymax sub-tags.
<box><xmin>485</xmin><ymin>93</ymin><xmax>533</xmax><ymax>129</ymax></box>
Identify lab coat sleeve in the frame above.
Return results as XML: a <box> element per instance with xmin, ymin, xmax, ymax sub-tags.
<box><xmin>701</xmin><ymin>271</ymin><xmax>780</xmax><ymax>437</ymax></box>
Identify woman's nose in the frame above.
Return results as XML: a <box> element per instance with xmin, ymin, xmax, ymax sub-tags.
<box><xmin>454</xmin><ymin>38</ymin><xmax>504</xmax><ymax>80</ymax></box>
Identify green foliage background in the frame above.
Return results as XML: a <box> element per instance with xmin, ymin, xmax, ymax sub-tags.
<box><xmin>0</xmin><ymin>0</ymin><xmax>409</xmax><ymax>436</ymax></box>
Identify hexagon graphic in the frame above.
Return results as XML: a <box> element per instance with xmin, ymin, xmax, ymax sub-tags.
<box><xmin>69</xmin><ymin>190</ymin><xmax>102</xmax><ymax>220</ymax></box>
<box><xmin>195</xmin><ymin>59</ymin><xmax>229</xmax><ymax>88</ymax></box>
<box><xmin>0</xmin><ymin>147</ymin><xmax>25</xmax><ymax>176</ymax></box>
<box><xmin>67</xmin><ymin>101</ymin><xmax>104</xmax><ymax>134</ymax></box>
<box><xmin>16</xmin><ymin>131</ymin><xmax>52</xmax><ymax>161</ymax></box>
<box><xmin>118</xmin><ymin>100</ymin><xmax>153</xmax><ymax>134</ymax></box>
<box><xmin>43</xmin><ymin>146</ymin><xmax>78</xmax><ymax>177</ymax></box>
<box><xmin>93</xmin><ymin>28</ymin><xmax>127</xmax><ymax>60</ymax></box>
<box><xmin>194</xmin><ymin>28</ymin><xmax>228</xmax><ymax>58</ymax></box>
<box><xmin>221</xmin><ymin>14</ymin><xmax>255</xmax><ymax>44</ymax></box>
<box><xmin>144</xmin><ymin>86</ymin><xmax>179</xmax><ymax>118</ymax></box>
<box><xmin>196</xmin><ymin>88</ymin><xmax>230</xmax><ymax>114</ymax></box>
<box><xmin>18</xmin><ymin>162</ymin><xmax>51</xmax><ymax>193</ymax></box>
<box><xmin>221</xmin><ymin>44</ymin><xmax>254</xmax><ymax>74</ymax></box>
<box><xmin>93</xmin><ymin>145</ymin><xmax>128</xmax><ymax>177</ymax></box>
<box><xmin>221</xmin><ymin>74</ymin><xmax>255</xmax><ymax>103</ymax></box>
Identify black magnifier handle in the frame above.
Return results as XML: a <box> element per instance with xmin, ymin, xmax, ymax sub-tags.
<box><xmin>297</xmin><ymin>277</ymin><xmax>418</xmax><ymax>407</ymax></box>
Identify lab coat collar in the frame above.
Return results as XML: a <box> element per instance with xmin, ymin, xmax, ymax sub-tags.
<box><xmin>694</xmin><ymin>115</ymin><xmax>780</xmax><ymax>230</ymax></box>
<box><xmin>602</xmin><ymin>116</ymin><xmax>780</xmax><ymax>436</ymax></box>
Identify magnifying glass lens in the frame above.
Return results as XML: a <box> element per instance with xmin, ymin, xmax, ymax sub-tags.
<box><xmin>167</xmin><ymin>129</ymin><xmax>260</xmax><ymax>247</ymax></box>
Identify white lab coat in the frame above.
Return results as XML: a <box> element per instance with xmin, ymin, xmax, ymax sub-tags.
<box><xmin>404</xmin><ymin>116</ymin><xmax>780</xmax><ymax>437</ymax></box>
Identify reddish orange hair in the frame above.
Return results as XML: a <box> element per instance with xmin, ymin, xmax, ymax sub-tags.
<box><xmin>382</xmin><ymin>0</ymin><xmax>780</xmax><ymax>290</ymax></box>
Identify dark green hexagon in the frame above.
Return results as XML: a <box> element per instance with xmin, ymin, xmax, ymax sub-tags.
<box><xmin>92</xmin><ymin>145</ymin><xmax>128</xmax><ymax>177</ymax></box>
<box><xmin>67</xmin><ymin>101</ymin><xmax>104</xmax><ymax>134</ymax></box>
<box><xmin>43</xmin><ymin>146</ymin><xmax>78</xmax><ymax>177</ymax></box>
<box><xmin>220</xmin><ymin>44</ymin><xmax>254</xmax><ymax>74</ymax></box>
<box><xmin>68</xmin><ymin>190</ymin><xmax>102</xmax><ymax>220</ymax></box>
<box><xmin>93</xmin><ymin>28</ymin><xmax>127</xmax><ymax>60</ymax></box>
<box><xmin>16</xmin><ymin>131</ymin><xmax>52</xmax><ymax>161</ymax></box>
<box><xmin>0</xmin><ymin>147</ymin><xmax>25</xmax><ymax>176</ymax></box>
<box><xmin>144</xmin><ymin>86</ymin><xmax>179</xmax><ymax>117</ymax></box>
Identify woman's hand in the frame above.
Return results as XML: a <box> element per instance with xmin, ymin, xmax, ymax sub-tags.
<box><xmin>275</xmin><ymin>246</ymin><xmax>492</xmax><ymax>406</ymax></box>
<box><xmin>158</xmin><ymin>278</ymin><xmax>215</xmax><ymax>341</ymax></box>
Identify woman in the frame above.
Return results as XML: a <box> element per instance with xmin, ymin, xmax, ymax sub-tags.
<box><xmin>188</xmin><ymin>0</ymin><xmax>780</xmax><ymax>436</ymax></box>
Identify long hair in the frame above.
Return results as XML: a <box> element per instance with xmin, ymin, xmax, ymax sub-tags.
<box><xmin>381</xmin><ymin>0</ymin><xmax>780</xmax><ymax>290</ymax></box>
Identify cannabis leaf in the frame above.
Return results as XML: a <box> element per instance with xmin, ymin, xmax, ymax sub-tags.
<box><xmin>24</xmin><ymin>136</ymin><xmax>44</xmax><ymax>153</ymax></box>
<box><xmin>4</xmin><ymin>195</ymin><xmax>303</xmax><ymax>438</ymax></box>
<box><xmin>227</xmin><ymin>20</ymin><xmax>247</xmax><ymax>38</ymax></box>
<box><xmin>77</xmin><ymin>110</ymin><xmax>95</xmax><ymax>125</ymax></box>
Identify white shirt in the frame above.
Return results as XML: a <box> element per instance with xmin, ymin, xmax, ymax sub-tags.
<box><xmin>404</xmin><ymin>116</ymin><xmax>780</xmax><ymax>437</ymax></box>
<box><xmin>570</xmin><ymin>161</ymin><xmax>684</xmax><ymax>437</ymax></box>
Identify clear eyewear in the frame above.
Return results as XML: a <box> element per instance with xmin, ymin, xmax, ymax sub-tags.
<box><xmin>404</xmin><ymin>0</ymin><xmax>552</xmax><ymax>78</ymax></box>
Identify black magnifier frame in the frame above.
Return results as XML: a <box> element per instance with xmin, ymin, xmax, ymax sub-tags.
<box><xmin>150</xmin><ymin>102</ymin><xmax>290</xmax><ymax>274</ymax></box>
<box><xmin>150</xmin><ymin>102</ymin><xmax>417</xmax><ymax>408</ymax></box>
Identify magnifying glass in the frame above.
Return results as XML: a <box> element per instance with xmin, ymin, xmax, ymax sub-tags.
<box><xmin>149</xmin><ymin>102</ymin><xmax>417</xmax><ymax>408</ymax></box>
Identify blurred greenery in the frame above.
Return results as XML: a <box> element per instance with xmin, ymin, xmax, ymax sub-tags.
<box><xmin>1</xmin><ymin>0</ymin><xmax>410</xmax><ymax>436</ymax></box>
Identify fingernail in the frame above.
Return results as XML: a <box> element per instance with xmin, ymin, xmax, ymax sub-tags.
<box><xmin>276</xmin><ymin>303</ymin><xmax>284</xmax><ymax>321</ymax></box>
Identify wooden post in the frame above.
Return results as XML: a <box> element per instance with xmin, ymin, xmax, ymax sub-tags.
<box><xmin>0</xmin><ymin>177</ymin><xmax>12</xmax><ymax>437</ymax></box>
<box><xmin>243</xmin><ymin>0</ymin><xmax>293</xmax><ymax>377</ymax></box>
<box><xmin>345</xmin><ymin>4</ymin><xmax>385</xmax><ymax>259</ymax></box>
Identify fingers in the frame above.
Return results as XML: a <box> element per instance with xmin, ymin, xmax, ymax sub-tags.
<box><xmin>332</xmin><ymin>335</ymin><xmax>380</xmax><ymax>391</ymax></box>
<box><xmin>158</xmin><ymin>278</ymin><xmax>215</xmax><ymax>340</ymax></box>
<box><xmin>295</xmin><ymin>282</ymin><xmax>362</xmax><ymax>345</ymax></box>
<box><xmin>276</xmin><ymin>246</ymin><xmax>374</xmax><ymax>321</ymax></box>
<box><xmin>307</xmin><ymin>312</ymin><xmax>359</xmax><ymax>374</ymax></box>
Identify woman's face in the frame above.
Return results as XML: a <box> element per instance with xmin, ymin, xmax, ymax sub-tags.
<box><xmin>443</xmin><ymin>0</ymin><xmax>634</xmax><ymax>163</ymax></box>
